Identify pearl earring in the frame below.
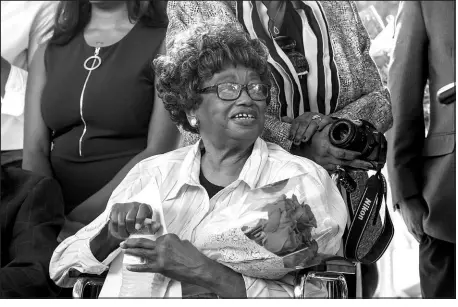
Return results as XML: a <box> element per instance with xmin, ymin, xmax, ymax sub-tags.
<box><xmin>189</xmin><ymin>117</ymin><xmax>198</xmax><ymax>127</ymax></box>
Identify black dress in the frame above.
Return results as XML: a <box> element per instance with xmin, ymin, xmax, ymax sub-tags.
<box><xmin>41</xmin><ymin>22</ymin><xmax>166</xmax><ymax>213</ymax></box>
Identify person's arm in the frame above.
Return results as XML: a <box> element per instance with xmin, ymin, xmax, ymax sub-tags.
<box><xmin>330</xmin><ymin>1</ymin><xmax>392</xmax><ymax>134</ymax></box>
<box><xmin>166</xmin><ymin>2</ymin><xmax>238</xmax><ymax>52</ymax></box>
<box><xmin>90</xmin><ymin>224</ymin><xmax>123</xmax><ymax>262</ymax></box>
<box><xmin>49</xmin><ymin>210</ymin><xmax>121</xmax><ymax>288</ymax></box>
<box><xmin>27</xmin><ymin>1</ymin><xmax>58</xmax><ymax>67</ymax></box>
<box><xmin>66</xmin><ymin>74</ymin><xmax>180</xmax><ymax>225</ymax></box>
<box><xmin>0</xmin><ymin>177</ymin><xmax>65</xmax><ymax>297</ymax></box>
<box><xmin>49</xmin><ymin>160</ymin><xmax>159</xmax><ymax>287</ymax></box>
<box><xmin>200</xmin><ymin>260</ymin><xmax>295</xmax><ymax>298</ymax></box>
<box><xmin>22</xmin><ymin>44</ymin><xmax>54</xmax><ymax>177</ymax></box>
<box><xmin>266</xmin><ymin>1</ymin><xmax>392</xmax><ymax>151</ymax></box>
<box><xmin>262</xmin><ymin>104</ymin><xmax>294</xmax><ymax>151</ymax></box>
<box><xmin>122</xmin><ymin>234</ymin><xmax>296</xmax><ymax>298</ymax></box>
<box><xmin>387</xmin><ymin>1</ymin><xmax>428</xmax><ymax>210</ymax></box>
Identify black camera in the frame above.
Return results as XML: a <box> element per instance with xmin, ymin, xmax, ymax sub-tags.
<box><xmin>328</xmin><ymin>118</ymin><xmax>387</xmax><ymax>171</ymax></box>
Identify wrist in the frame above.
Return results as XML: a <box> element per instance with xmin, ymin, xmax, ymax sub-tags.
<box><xmin>198</xmin><ymin>258</ymin><xmax>246</xmax><ymax>298</ymax></box>
<box><xmin>290</xmin><ymin>142</ymin><xmax>311</xmax><ymax>158</ymax></box>
<box><xmin>90</xmin><ymin>224</ymin><xmax>123</xmax><ymax>262</ymax></box>
<box><xmin>291</xmin><ymin>143</ymin><xmax>314</xmax><ymax>161</ymax></box>
<box><xmin>290</xmin><ymin>143</ymin><xmax>302</xmax><ymax>156</ymax></box>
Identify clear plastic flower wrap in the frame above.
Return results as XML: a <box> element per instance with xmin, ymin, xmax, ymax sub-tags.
<box><xmin>193</xmin><ymin>175</ymin><xmax>347</xmax><ymax>280</ymax></box>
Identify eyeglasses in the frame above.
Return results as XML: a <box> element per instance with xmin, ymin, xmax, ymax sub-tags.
<box><xmin>198</xmin><ymin>82</ymin><xmax>271</xmax><ymax>101</ymax></box>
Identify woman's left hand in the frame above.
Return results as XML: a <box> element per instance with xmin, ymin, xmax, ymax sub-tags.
<box><xmin>120</xmin><ymin>234</ymin><xmax>211</xmax><ymax>284</ymax></box>
<box><xmin>282</xmin><ymin>112</ymin><xmax>334</xmax><ymax>145</ymax></box>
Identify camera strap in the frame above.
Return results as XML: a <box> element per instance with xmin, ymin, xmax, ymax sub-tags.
<box><xmin>341</xmin><ymin>170</ymin><xmax>394</xmax><ymax>264</ymax></box>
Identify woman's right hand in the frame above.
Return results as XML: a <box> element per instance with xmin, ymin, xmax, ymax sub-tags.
<box><xmin>108</xmin><ymin>202</ymin><xmax>159</xmax><ymax>240</ymax></box>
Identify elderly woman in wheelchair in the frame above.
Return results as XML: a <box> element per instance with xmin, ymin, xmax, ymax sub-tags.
<box><xmin>49</xmin><ymin>21</ymin><xmax>353</xmax><ymax>298</ymax></box>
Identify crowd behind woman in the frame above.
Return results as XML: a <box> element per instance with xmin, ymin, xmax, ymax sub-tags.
<box><xmin>4</xmin><ymin>0</ymin><xmax>442</xmax><ymax>299</ymax></box>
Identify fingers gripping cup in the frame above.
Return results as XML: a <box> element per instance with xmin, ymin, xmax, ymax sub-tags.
<box><xmin>119</xmin><ymin>217</ymin><xmax>162</xmax><ymax>298</ymax></box>
<box><xmin>118</xmin><ymin>193</ymin><xmax>169</xmax><ymax>297</ymax></box>
<box><xmin>121</xmin><ymin>218</ymin><xmax>157</xmax><ymax>265</ymax></box>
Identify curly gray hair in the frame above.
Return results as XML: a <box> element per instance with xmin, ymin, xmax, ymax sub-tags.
<box><xmin>153</xmin><ymin>20</ymin><xmax>271</xmax><ymax>134</ymax></box>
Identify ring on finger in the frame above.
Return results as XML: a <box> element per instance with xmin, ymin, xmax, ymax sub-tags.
<box><xmin>311</xmin><ymin>114</ymin><xmax>322</xmax><ymax>122</ymax></box>
<box><xmin>301</xmin><ymin>121</ymin><xmax>319</xmax><ymax>141</ymax></box>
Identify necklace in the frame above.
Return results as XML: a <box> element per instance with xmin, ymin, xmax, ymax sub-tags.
<box><xmin>267</xmin><ymin>1</ymin><xmax>284</xmax><ymax>36</ymax></box>
<box><xmin>83</xmin><ymin>47</ymin><xmax>102</xmax><ymax>71</ymax></box>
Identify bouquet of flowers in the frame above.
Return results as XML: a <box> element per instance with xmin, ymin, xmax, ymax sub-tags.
<box><xmin>193</xmin><ymin>175</ymin><xmax>347</xmax><ymax>279</ymax></box>
<box><xmin>241</xmin><ymin>194</ymin><xmax>320</xmax><ymax>268</ymax></box>
<box><xmin>113</xmin><ymin>174</ymin><xmax>347</xmax><ymax>297</ymax></box>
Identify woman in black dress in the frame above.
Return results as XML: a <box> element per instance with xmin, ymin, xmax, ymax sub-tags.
<box><xmin>23</xmin><ymin>1</ymin><xmax>180</xmax><ymax>231</ymax></box>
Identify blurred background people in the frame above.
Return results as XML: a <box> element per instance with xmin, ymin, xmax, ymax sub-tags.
<box><xmin>1</xmin><ymin>1</ymin><xmax>58</xmax><ymax>169</ymax></box>
<box><xmin>166</xmin><ymin>0</ymin><xmax>392</xmax><ymax>297</ymax></box>
<box><xmin>387</xmin><ymin>1</ymin><xmax>455</xmax><ymax>299</ymax></box>
<box><xmin>22</xmin><ymin>0</ymin><xmax>180</xmax><ymax>235</ymax></box>
<box><xmin>0</xmin><ymin>165</ymin><xmax>65</xmax><ymax>297</ymax></box>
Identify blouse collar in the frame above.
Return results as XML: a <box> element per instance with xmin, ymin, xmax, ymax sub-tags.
<box><xmin>165</xmin><ymin>137</ymin><xmax>269</xmax><ymax>200</ymax></box>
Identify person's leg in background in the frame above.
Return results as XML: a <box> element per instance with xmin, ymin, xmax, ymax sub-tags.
<box><xmin>419</xmin><ymin>235</ymin><xmax>456</xmax><ymax>298</ymax></box>
<box><xmin>361</xmin><ymin>263</ymin><xmax>379</xmax><ymax>298</ymax></box>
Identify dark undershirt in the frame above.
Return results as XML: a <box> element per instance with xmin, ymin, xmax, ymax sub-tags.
<box><xmin>199</xmin><ymin>170</ymin><xmax>225</xmax><ymax>199</ymax></box>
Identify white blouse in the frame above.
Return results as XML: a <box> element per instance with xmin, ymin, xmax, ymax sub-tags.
<box><xmin>50</xmin><ymin>137</ymin><xmax>347</xmax><ymax>297</ymax></box>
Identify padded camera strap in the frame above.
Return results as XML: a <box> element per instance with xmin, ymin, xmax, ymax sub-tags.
<box><xmin>342</xmin><ymin>171</ymin><xmax>394</xmax><ymax>264</ymax></box>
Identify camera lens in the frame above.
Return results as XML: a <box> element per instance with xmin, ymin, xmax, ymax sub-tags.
<box><xmin>328</xmin><ymin>119</ymin><xmax>388</xmax><ymax>170</ymax></box>
<box><xmin>329</xmin><ymin>120</ymin><xmax>355</xmax><ymax>148</ymax></box>
<box><xmin>329</xmin><ymin>119</ymin><xmax>369</xmax><ymax>153</ymax></box>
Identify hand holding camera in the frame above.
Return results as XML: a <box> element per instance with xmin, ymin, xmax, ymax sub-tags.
<box><xmin>297</xmin><ymin>123</ymin><xmax>374</xmax><ymax>172</ymax></box>
<box><xmin>282</xmin><ymin>112</ymin><xmax>334</xmax><ymax>145</ymax></box>
<box><xmin>328</xmin><ymin>118</ymin><xmax>387</xmax><ymax>171</ymax></box>
<box><xmin>328</xmin><ymin>118</ymin><xmax>387</xmax><ymax>195</ymax></box>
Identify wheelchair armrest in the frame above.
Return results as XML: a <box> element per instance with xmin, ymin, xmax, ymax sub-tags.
<box><xmin>293</xmin><ymin>258</ymin><xmax>357</xmax><ymax>298</ymax></box>
<box><xmin>73</xmin><ymin>277</ymin><xmax>106</xmax><ymax>298</ymax></box>
<box><xmin>306</xmin><ymin>257</ymin><xmax>356</xmax><ymax>274</ymax></box>
<box><xmin>69</xmin><ymin>269</ymin><xmax>108</xmax><ymax>298</ymax></box>
<box><xmin>69</xmin><ymin>268</ymin><xmax>108</xmax><ymax>279</ymax></box>
<box><xmin>322</xmin><ymin>259</ymin><xmax>357</xmax><ymax>274</ymax></box>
